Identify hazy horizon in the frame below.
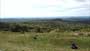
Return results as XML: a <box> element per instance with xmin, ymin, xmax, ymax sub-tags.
<box><xmin>0</xmin><ymin>0</ymin><xmax>90</xmax><ymax>18</ymax></box>
<box><xmin>0</xmin><ymin>16</ymin><xmax>90</xmax><ymax>19</ymax></box>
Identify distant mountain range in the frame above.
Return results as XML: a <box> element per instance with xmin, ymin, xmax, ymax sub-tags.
<box><xmin>0</xmin><ymin>16</ymin><xmax>90</xmax><ymax>23</ymax></box>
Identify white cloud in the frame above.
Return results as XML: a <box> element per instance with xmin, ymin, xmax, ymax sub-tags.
<box><xmin>1</xmin><ymin>0</ymin><xmax>90</xmax><ymax>18</ymax></box>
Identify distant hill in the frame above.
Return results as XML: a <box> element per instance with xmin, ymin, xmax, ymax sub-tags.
<box><xmin>0</xmin><ymin>18</ymin><xmax>42</xmax><ymax>22</ymax></box>
<box><xmin>0</xmin><ymin>18</ymin><xmax>63</xmax><ymax>22</ymax></box>
<box><xmin>0</xmin><ymin>16</ymin><xmax>90</xmax><ymax>24</ymax></box>
<box><xmin>62</xmin><ymin>16</ymin><xmax>90</xmax><ymax>24</ymax></box>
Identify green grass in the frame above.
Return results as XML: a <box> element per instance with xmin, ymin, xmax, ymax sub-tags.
<box><xmin>0</xmin><ymin>31</ymin><xmax>90</xmax><ymax>51</ymax></box>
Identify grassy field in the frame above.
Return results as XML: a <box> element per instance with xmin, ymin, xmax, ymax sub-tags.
<box><xmin>0</xmin><ymin>31</ymin><xmax>90</xmax><ymax>51</ymax></box>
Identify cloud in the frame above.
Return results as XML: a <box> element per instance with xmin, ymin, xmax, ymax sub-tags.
<box><xmin>75</xmin><ymin>0</ymin><xmax>86</xmax><ymax>2</ymax></box>
<box><xmin>1</xmin><ymin>0</ymin><xmax>90</xmax><ymax>18</ymax></box>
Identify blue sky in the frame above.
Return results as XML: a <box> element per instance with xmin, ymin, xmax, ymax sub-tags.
<box><xmin>1</xmin><ymin>0</ymin><xmax>90</xmax><ymax>18</ymax></box>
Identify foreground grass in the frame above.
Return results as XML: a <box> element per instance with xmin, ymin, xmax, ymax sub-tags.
<box><xmin>0</xmin><ymin>31</ymin><xmax>90</xmax><ymax>51</ymax></box>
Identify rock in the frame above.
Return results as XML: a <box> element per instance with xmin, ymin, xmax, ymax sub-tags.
<box><xmin>71</xmin><ymin>42</ymin><xmax>78</xmax><ymax>49</ymax></box>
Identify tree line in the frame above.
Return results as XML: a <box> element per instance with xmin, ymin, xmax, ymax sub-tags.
<box><xmin>0</xmin><ymin>21</ymin><xmax>90</xmax><ymax>33</ymax></box>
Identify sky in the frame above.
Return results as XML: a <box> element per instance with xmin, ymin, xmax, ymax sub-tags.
<box><xmin>0</xmin><ymin>0</ymin><xmax>90</xmax><ymax>18</ymax></box>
